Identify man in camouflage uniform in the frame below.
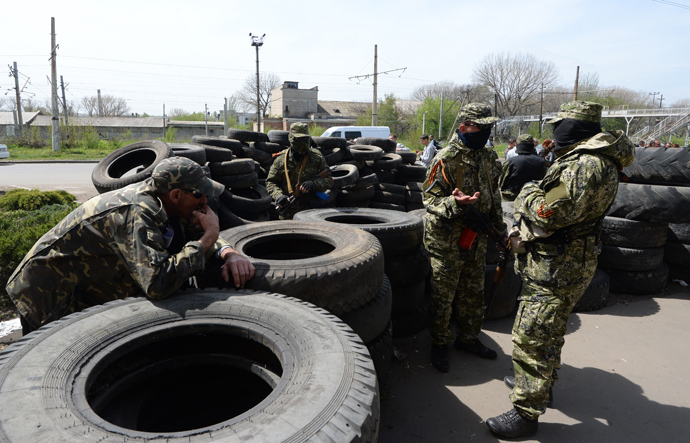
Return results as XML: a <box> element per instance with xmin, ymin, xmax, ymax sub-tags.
<box><xmin>6</xmin><ymin>157</ymin><xmax>255</xmax><ymax>334</ymax></box>
<box><xmin>266</xmin><ymin>122</ymin><xmax>333</xmax><ymax>220</ymax></box>
<box><xmin>422</xmin><ymin>103</ymin><xmax>507</xmax><ymax>373</ymax></box>
<box><xmin>498</xmin><ymin>134</ymin><xmax>549</xmax><ymax>201</ymax></box>
<box><xmin>486</xmin><ymin>102</ymin><xmax>635</xmax><ymax>438</ymax></box>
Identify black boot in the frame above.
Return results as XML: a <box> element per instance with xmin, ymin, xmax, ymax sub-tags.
<box><xmin>486</xmin><ymin>408</ymin><xmax>538</xmax><ymax>438</ymax></box>
<box><xmin>454</xmin><ymin>338</ymin><xmax>497</xmax><ymax>359</ymax></box>
<box><xmin>431</xmin><ymin>344</ymin><xmax>449</xmax><ymax>372</ymax></box>
<box><xmin>504</xmin><ymin>376</ymin><xmax>553</xmax><ymax>408</ymax></box>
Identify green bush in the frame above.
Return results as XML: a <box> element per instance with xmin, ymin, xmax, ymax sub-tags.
<box><xmin>0</xmin><ymin>189</ymin><xmax>77</xmax><ymax>211</ymax></box>
<box><xmin>0</xmin><ymin>203</ymin><xmax>78</xmax><ymax>307</ymax></box>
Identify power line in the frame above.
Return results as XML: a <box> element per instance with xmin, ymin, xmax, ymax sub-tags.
<box><xmin>652</xmin><ymin>0</ymin><xmax>690</xmax><ymax>9</ymax></box>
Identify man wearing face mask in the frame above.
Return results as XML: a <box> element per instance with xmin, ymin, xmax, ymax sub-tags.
<box><xmin>266</xmin><ymin>122</ymin><xmax>333</xmax><ymax>220</ymax></box>
<box><xmin>422</xmin><ymin>103</ymin><xmax>507</xmax><ymax>373</ymax></box>
<box><xmin>485</xmin><ymin>102</ymin><xmax>635</xmax><ymax>438</ymax></box>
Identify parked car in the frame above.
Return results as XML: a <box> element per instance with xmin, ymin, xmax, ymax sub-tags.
<box><xmin>320</xmin><ymin>126</ymin><xmax>390</xmax><ymax>140</ymax></box>
<box><xmin>0</xmin><ymin>144</ymin><xmax>9</xmax><ymax>159</ymax></box>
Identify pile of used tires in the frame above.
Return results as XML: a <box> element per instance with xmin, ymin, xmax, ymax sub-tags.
<box><xmin>603</xmin><ymin>145</ymin><xmax>690</xmax><ymax>294</ymax></box>
<box><xmin>91</xmin><ymin>133</ymin><xmax>430</xmax><ymax>230</ymax></box>
<box><xmin>293</xmin><ymin>208</ymin><xmax>430</xmax><ymax>339</ymax></box>
<box><xmin>0</xmin><ymin>290</ymin><xmax>380</xmax><ymax>442</ymax></box>
<box><xmin>219</xmin><ymin>220</ymin><xmax>394</xmax><ymax>385</ymax></box>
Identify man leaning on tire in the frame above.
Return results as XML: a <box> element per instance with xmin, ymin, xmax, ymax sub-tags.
<box><xmin>6</xmin><ymin>157</ymin><xmax>255</xmax><ymax>335</ymax></box>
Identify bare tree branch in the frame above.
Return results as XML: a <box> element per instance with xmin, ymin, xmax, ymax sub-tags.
<box><xmin>80</xmin><ymin>94</ymin><xmax>130</xmax><ymax>116</ymax></box>
<box><xmin>233</xmin><ymin>72</ymin><xmax>281</xmax><ymax>118</ymax></box>
<box><xmin>472</xmin><ymin>52</ymin><xmax>559</xmax><ymax>117</ymax></box>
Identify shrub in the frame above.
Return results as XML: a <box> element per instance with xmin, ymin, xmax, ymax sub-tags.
<box><xmin>0</xmin><ymin>203</ymin><xmax>78</xmax><ymax>306</ymax></box>
<box><xmin>0</xmin><ymin>189</ymin><xmax>77</xmax><ymax>211</ymax></box>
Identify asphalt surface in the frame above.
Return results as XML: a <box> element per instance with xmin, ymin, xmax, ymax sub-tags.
<box><xmin>379</xmin><ymin>284</ymin><xmax>690</xmax><ymax>442</ymax></box>
<box><xmin>2</xmin><ymin>161</ymin><xmax>689</xmax><ymax>442</ymax></box>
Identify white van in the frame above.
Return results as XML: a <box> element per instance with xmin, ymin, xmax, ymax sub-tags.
<box><xmin>321</xmin><ymin>126</ymin><xmax>390</xmax><ymax>140</ymax></box>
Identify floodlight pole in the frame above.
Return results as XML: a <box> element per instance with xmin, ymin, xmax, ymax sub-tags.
<box><xmin>250</xmin><ymin>33</ymin><xmax>265</xmax><ymax>132</ymax></box>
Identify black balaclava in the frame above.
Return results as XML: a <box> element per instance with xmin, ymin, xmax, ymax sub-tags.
<box><xmin>290</xmin><ymin>135</ymin><xmax>311</xmax><ymax>159</ymax></box>
<box><xmin>458</xmin><ymin>126</ymin><xmax>492</xmax><ymax>150</ymax></box>
<box><xmin>552</xmin><ymin>118</ymin><xmax>602</xmax><ymax>154</ymax></box>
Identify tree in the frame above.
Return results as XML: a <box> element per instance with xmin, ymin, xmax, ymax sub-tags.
<box><xmin>472</xmin><ymin>52</ymin><xmax>559</xmax><ymax>117</ymax></box>
<box><xmin>80</xmin><ymin>94</ymin><xmax>130</xmax><ymax>116</ymax></box>
<box><xmin>411</xmin><ymin>81</ymin><xmax>492</xmax><ymax>108</ymax></box>
<box><xmin>233</xmin><ymin>72</ymin><xmax>281</xmax><ymax>119</ymax></box>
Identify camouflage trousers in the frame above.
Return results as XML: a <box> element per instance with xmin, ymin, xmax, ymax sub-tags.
<box><xmin>428</xmin><ymin>248</ymin><xmax>486</xmax><ymax>346</ymax></box>
<box><xmin>509</xmin><ymin>271</ymin><xmax>594</xmax><ymax>420</ymax></box>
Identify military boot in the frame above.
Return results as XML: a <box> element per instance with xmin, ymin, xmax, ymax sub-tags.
<box><xmin>454</xmin><ymin>338</ymin><xmax>497</xmax><ymax>359</ymax></box>
<box><xmin>504</xmin><ymin>376</ymin><xmax>553</xmax><ymax>407</ymax></box>
<box><xmin>486</xmin><ymin>408</ymin><xmax>538</xmax><ymax>438</ymax></box>
<box><xmin>431</xmin><ymin>344</ymin><xmax>449</xmax><ymax>372</ymax></box>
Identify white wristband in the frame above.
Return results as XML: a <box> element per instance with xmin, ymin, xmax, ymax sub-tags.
<box><xmin>216</xmin><ymin>246</ymin><xmax>232</xmax><ymax>259</ymax></box>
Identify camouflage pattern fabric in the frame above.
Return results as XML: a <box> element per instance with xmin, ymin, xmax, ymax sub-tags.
<box><xmin>265</xmin><ymin>147</ymin><xmax>333</xmax><ymax>220</ymax></box>
<box><xmin>152</xmin><ymin>156</ymin><xmax>225</xmax><ymax>197</ymax></box>
<box><xmin>547</xmin><ymin>100</ymin><xmax>603</xmax><ymax>125</ymax></box>
<box><xmin>509</xmin><ymin>129</ymin><xmax>635</xmax><ymax>419</ymax></box>
<box><xmin>456</xmin><ymin>103</ymin><xmax>500</xmax><ymax>126</ymax></box>
<box><xmin>5</xmin><ymin>180</ymin><xmax>228</xmax><ymax>330</ymax></box>
<box><xmin>423</xmin><ymin>136</ymin><xmax>507</xmax><ymax>346</ymax></box>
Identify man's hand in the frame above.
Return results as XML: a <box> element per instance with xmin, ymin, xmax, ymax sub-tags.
<box><xmin>220</xmin><ymin>249</ymin><xmax>256</xmax><ymax>288</ymax></box>
<box><xmin>452</xmin><ymin>189</ymin><xmax>480</xmax><ymax>206</ymax></box>
<box><xmin>193</xmin><ymin>204</ymin><xmax>220</xmax><ymax>253</ymax></box>
<box><xmin>300</xmin><ymin>181</ymin><xmax>315</xmax><ymax>194</ymax></box>
<box><xmin>276</xmin><ymin>195</ymin><xmax>289</xmax><ymax>209</ymax></box>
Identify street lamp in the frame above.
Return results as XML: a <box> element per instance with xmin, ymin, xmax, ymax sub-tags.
<box><xmin>250</xmin><ymin>33</ymin><xmax>265</xmax><ymax>131</ymax></box>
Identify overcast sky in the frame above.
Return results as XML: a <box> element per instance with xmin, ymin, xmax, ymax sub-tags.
<box><xmin>2</xmin><ymin>0</ymin><xmax>689</xmax><ymax>116</ymax></box>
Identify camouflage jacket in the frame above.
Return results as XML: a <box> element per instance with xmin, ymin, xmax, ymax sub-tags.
<box><xmin>265</xmin><ymin>147</ymin><xmax>333</xmax><ymax>218</ymax></box>
<box><xmin>513</xmin><ymin>131</ymin><xmax>635</xmax><ymax>288</ymax></box>
<box><xmin>6</xmin><ymin>180</ymin><xmax>228</xmax><ymax>329</ymax></box>
<box><xmin>422</xmin><ymin>138</ymin><xmax>506</xmax><ymax>256</ymax></box>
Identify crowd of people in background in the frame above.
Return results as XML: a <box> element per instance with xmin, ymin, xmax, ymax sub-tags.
<box><xmin>640</xmin><ymin>139</ymin><xmax>682</xmax><ymax>148</ymax></box>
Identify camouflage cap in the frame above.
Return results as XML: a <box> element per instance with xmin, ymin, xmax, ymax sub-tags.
<box><xmin>152</xmin><ymin>157</ymin><xmax>225</xmax><ymax>197</ymax></box>
<box><xmin>516</xmin><ymin>134</ymin><xmax>534</xmax><ymax>145</ymax></box>
<box><xmin>548</xmin><ymin>101</ymin><xmax>603</xmax><ymax>124</ymax></box>
<box><xmin>457</xmin><ymin>103</ymin><xmax>499</xmax><ymax>125</ymax></box>
<box><xmin>290</xmin><ymin>122</ymin><xmax>311</xmax><ymax>138</ymax></box>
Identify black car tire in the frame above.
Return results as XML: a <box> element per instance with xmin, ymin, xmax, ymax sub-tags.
<box><xmin>91</xmin><ymin>140</ymin><xmax>172</xmax><ymax>193</ymax></box>
<box><xmin>0</xmin><ymin>291</ymin><xmax>379</xmax><ymax>442</ymax></box>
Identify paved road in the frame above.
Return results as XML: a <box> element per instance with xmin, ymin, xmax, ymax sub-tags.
<box><xmin>379</xmin><ymin>284</ymin><xmax>690</xmax><ymax>443</ymax></box>
<box><xmin>0</xmin><ymin>162</ymin><xmax>100</xmax><ymax>202</ymax></box>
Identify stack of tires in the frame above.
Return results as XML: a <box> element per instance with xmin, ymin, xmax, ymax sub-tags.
<box><xmin>606</xmin><ymin>146</ymin><xmax>690</xmax><ymax>293</ymax></box>
<box><xmin>219</xmin><ymin>220</ymin><xmax>393</xmax><ymax>385</ymax></box>
<box><xmin>597</xmin><ymin>216</ymin><xmax>669</xmax><ymax>296</ymax></box>
<box><xmin>192</xmin><ymin>132</ymin><xmax>282</xmax><ymax>225</ymax></box>
<box><xmin>293</xmin><ymin>208</ymin><xmax>429</xmax><ymax>340</ymax></box>
<box><xmin>665</xmin><ymin>223</ymin><xmax>690</xmax><ymax>283</ymax></box>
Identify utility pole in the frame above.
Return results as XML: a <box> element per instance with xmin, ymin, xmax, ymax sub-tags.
<box><xmin>50</xmin><ymin>17</ymin><xmax>60</xmax><ymax>151</ymax></box>
<box><xmin>348</xmin><ymin>46</ymin><xmax>406</xmax><ymax>127</ymax></box>
<box><xmin>574</xmin><ymin>66</ymin><xmax>580</xmax><ymax>101</ymax></box>
<box><xmin>659</xmin><ymin>95</ymin><xmax>664</xmax><ymax>108</ymax></box>
<box><xmin>224</xmin><ymin>98</ymin><xmax>228</xmax><ymax>135</ymax></box>
<box><xmin>204</xmin><ymin>104</ymin><xmax>208</xmax><ymax>136</ymax></box>
<box><xmin>97</xmin><ymin>89</ymin><xmax>103</xmax><ymax>117</ymax></box>
<box><xmin>438</xmin><ymin>91</ymin><xmax>444</xmax><ymax>140</ymax></box>
<box><xmin>163</xmin><ymin>104</ymin><xmax>166</xmax><ymax>138</ymax></box>
<box><xmin>60</xmin><ymin>75</ymin><xmax>68</xmax><ymax>126</ymax></box>
<box><xmin>250</xmin><ymin>33</ymin><xmax>265</xmax><ymax>132</ymax></box>
<box><xmin>12</xmin><ymin>62</ymin><xmax>23</xmax><ymax>136</ymax></box>
<box><xmin>539</xmin><ymin>83</ymin><xmax>544</xmax><ymax>138</ymax></box>
<box><xmin>372</xmin><ymin>44</ymin><xmax>378</xmax><ymax>126</ymax></box>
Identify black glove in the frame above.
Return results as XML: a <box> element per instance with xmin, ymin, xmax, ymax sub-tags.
<box><xmin>300</xmin><ymin>181</ymin><xmax>315</xmax><ymax>193</ymax></box>
<box><xmin>276</xmin><ymin>195</ymin><xmax>289</xmax><ymax>208</ymax></box>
